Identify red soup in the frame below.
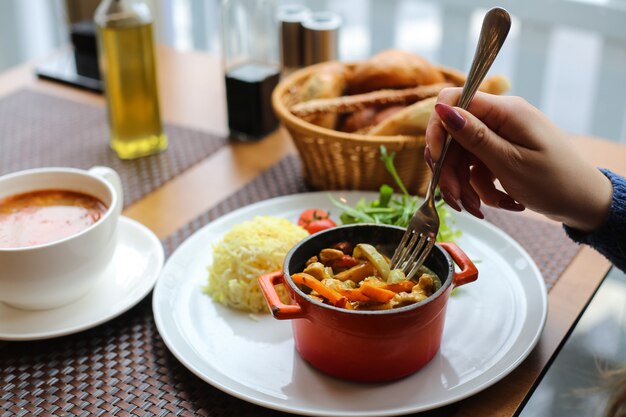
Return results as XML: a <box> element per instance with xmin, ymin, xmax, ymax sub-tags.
<box><xmin>0</xmin><ymin>189</ymin><xmax>108</xmax><ymax>249</ymax></box>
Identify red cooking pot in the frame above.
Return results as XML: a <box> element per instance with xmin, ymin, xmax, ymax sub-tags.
<box><xmin>258</xmin><ymin>224</ymin><xmax>478</xmax><ymax>382</ymax></box>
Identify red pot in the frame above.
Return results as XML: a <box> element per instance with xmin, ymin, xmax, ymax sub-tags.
<box><xmin>258</xmin><ymin>224</ymin><xmax>478</xmax><ymax>382</ymax></box>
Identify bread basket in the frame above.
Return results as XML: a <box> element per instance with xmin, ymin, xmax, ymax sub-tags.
<box><xmin>272</xmin><ymin>62</ymin><xmax>466</xmax><ymax>196</ymax></box>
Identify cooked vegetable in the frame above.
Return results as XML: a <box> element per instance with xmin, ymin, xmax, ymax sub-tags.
<box><xmin>295</xmin><ymin>240</ymin><xmax>440</xmax><ymax>311</ymax></box>
<box><xmin>387</xmin><ymin>269</ymin><xmax>407</xmax><ymax>284</ymax></box>
<box><xmin>384</xmin><ymin>280</ymin><xmax>415</xmax><ymax>293</ymax></box>
<box><xmin>330</xmin><ymin>145</ymin><xmax>461</xmax><ymax>242</ymax></box>
<box><xmin>334</xmin><ymin>262</ymin><xmax>376</xmax><ymax>282</ymax></box>
<box><xmin>338</xmin><ymin>288</ymin><xmax>371</xmax><ymax>302</ymax></box>
<box><xmin>330</xmin><ymin>254</ymin><xmax>359</xmax><ymax>269</ymax></box>
<box><xmin>292</xmin><ymin>272</ymin><xmax>348</xmax><ymax>308</ymax></box>
<box><xmin>353</xmin><ymin>243</ymin><xmax>390</xmax><ymax>281</ymax></box>
<box><xmin>360</xmin><ymin>283</ymin><xmax>396</xmax><ymax>303</ymax></box>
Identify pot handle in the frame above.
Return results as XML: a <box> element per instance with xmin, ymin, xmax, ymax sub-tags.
<box><xmin>439</xmin><ymin>242</ymin><xmax>478</xmax><ymax>288</ymax></box>
<box><xmin>258</xmin><ymin>271</ymin><xmax>306</xmax><ymax>320</ymax></box>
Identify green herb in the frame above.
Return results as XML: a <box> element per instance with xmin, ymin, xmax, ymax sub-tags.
<box><xmin>330</xmin><ymin>145</ymin><xmax>461</xmax><ymax>242</ymax></box>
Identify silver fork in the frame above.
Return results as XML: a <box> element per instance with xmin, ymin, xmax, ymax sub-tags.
<box><xmin>389</xmin><ymin>7</ymin><xmax>511</xmax><ymax>279</ymax></box>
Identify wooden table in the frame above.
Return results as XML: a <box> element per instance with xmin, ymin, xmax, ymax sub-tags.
<box><xmin>2</xmin><ymin>45</ymin><xmax>625</xmax><ymax>416</ymax></box>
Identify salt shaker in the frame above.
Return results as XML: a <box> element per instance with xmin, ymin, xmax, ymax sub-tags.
<box><xmin>221</xmin><ymin>0</ymin><xmax>280</xmax><ymax>140</ymax></box>
<box><xmin>302</xmin><ymin>11</ymin><xmax>341</xmax><ymax>66</ymax></box>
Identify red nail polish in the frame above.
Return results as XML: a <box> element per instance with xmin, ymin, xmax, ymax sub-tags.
<box><xmin>463</xmin><ymin>202</ymin><xmax>485</xmax><ymax>219</ymax></box>
<box><xmin>435</xmin><ymin>103</ymin><xmax>466</xmax><ymax>131</ymax></box>
<box><xmin>498</xmin><ymin>198</ymin><xmax>525</xmax><ymax>212</ymax></box>
<box><xmin>441</xmin><ymin>189</ymin><xmax>462</xmax><ymax>212</ymax></box>
<box><xmin>424</xmin><ymin>146</ymin><xmax>433</xmax><ymax>170</ymax></box>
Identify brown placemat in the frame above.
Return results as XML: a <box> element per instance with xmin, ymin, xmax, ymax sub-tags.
<box><xmin>0</xmin><ymin>89</ymin><xmax>228</xmax><ymax>206</ymax></box>
<box><xmin>484</xmin><ymin>208</ymin><xmax>581</xmax><ymax>290</ymax></box>
<box><xmin>0</xmin><ymin>155</ymin><xmax>581</xmax><ymax>416</ymax></box>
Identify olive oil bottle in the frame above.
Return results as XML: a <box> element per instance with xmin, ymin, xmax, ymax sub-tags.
<box><xmin>95</xmin><ymin>0</ymin><xmax>167</xmax><ymax>159</ymax></box>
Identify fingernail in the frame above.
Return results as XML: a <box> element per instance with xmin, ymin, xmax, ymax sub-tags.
<box><xmin>424</xmin><ymin>146</ymin><xmax>433</xmax><ymax>170</ymax></box>
<box><xmin>463</xmin><ymin>201</ymin><xmax>485</xmax><ymax>219</ymax></box>
<box><xmin>441</xmin><ymin>189</ymin><xmax>462</xmax><ymax>212</ymax></box>
<box><xmin>498</xmin><ymin>198</ymin><xmax>526</xmax><ymax>212</ymax></box>
<box><xmin>462</xmin><ymin>194</ymin><xmax>485</xmax><ymax>219</ymax></box>
<box><xmin>435</xmin><ymin>103</ymin><xmax>466</xmax><ymax>131</ymax></box>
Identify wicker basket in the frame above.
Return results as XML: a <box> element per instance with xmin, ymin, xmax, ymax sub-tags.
<box><xmin>272</xmin><ymin>62</ymin><xmax>465</xmax><ymax>196</ymax></box>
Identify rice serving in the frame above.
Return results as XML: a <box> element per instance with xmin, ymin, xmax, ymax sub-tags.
<box><xmin>204</xmin><ymin>216</ymin><xmax>309</xmax><ymax>313</ymax></box>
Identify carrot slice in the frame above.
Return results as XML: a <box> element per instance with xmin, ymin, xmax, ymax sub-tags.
<box><xmin>384</xmin><ymin>280</ymin><xmax>415</xmax><ymax>293</ymax></box>
<box><xmin>338</xmin><ymin>288</ymin><xmax>371</xmax><ymax>302</ymax></box>
<box><xmin>292</xmin><ymin>273</ymin><xmax>347</xmax><ymax>307</ymax></box>
<box><xmin>360</xmin><ymin>283</ymin><xmax>396</xmax><ymax>303</ymax></box>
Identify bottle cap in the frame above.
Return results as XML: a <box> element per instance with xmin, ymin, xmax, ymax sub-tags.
<box><xmin>302</xmin><ymin>11</ymin><xmax>341</xmax><ymax>66</ymax></box>
<box><xmin>277</xmin><ymin>4</ymin><xmax>311</xmax><ymax>71</ymax></box>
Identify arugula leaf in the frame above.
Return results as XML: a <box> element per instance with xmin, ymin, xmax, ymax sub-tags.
<box><xmin>380</xmin><ymin>146</ymin><xmax>409</xmax><ymax>196</ymax></box>
<box><xmin>330</xmin><ymin>145</ymin><xmax>462</xmax><ymax>242</ymax></box>
<box><xmin>378</xmin><ymin>184</ymin><xmax>393</xmax><ymax>207</ymax></box>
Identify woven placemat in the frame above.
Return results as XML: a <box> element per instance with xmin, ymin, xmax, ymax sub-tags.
<box><xmin>0</xmin><ymin>89</ymin><xmax>228</xmax><ymax>206</ymax></box>
<box><xmin>483</xmin><ymin>207</ymin><xmax>580</xmax><ymax>290</ymax></box>
<box><xmin>0</xmin><ymin>154</ymin><xmax>581</xmax><ymax>417</ymax></box>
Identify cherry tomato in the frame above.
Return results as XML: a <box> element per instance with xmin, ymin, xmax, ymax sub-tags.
<box><xmin>298</xmin><ymin>209</ymin><xmax>337</xmax><ymax>234</ymax></box>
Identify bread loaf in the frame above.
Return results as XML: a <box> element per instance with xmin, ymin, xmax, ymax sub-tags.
<box><xmin>299</xmin><ymin>62</ymin><xmax>348</xmax><ymax>128</ymax></box>
<box><xmin>348</xmin><ymin>49</ymin><xmax>445</xmax><ymax>94</ymax></box>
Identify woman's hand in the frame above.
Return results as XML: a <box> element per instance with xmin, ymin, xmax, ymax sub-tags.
<box><xmin>425</xmin><ymin>88</ymin><xmax>613</xmax><ymax>232</ymax></box>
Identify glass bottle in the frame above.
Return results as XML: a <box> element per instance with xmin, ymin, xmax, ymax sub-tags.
<box><xmin>95</xmin><ymin>0</ymin><xmax>167</xmax><ymax>159</ymax></box>
<box><xmin>221</xmin><ymin>0</ymin><xmax>280</xmax><ymax>140</ymax></box>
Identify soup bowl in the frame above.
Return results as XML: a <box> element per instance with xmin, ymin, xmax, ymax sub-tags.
<box><xmin>0</xmin><ymin>166</ymin><xmax>123</xmax><ymax>310</ymax></box>
<box><xmin>259</xmin><ymin>224</ymin><xmax>478</xmax><ymax>382</ymax></box>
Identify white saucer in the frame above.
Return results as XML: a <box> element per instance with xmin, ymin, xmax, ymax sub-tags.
<box><xmin>0</xmin><ymin>216</ymin><xmax>164</xmax><ymax>341</ymax></box>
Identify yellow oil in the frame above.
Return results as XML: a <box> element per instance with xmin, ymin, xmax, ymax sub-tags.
<box><xmin>97</xmin><ymin>22</ymin><xmax>167</xmax><ymax>159</ymax></box>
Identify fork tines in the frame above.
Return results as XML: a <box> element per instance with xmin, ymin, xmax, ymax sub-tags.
<box><xmin>390</xmin><ymin>231</ymin><xmax>436</xmax><ymax>280</ymax></box>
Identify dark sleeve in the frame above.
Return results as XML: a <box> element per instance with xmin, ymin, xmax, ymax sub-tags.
<box><xmin>564</xmin><ymin>169</ymin><xmax>626</xmax><ymax>272</ymax></box>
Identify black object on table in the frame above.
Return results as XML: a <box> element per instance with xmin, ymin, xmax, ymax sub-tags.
<box><xmin>36</xmin><ymin>20</ymin><xmax>103</xmax><ymax>93</ymax></box>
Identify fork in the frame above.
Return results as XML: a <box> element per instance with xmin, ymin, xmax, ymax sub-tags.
<box><xmin>389</xmin><ymin>7</ymin><xmax>511</xmax><ymax>279</ymax></box>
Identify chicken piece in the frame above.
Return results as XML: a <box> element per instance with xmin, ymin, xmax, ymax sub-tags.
<box><xmin>361</xmin><ymin>276</ymin><xmax>386</xmax><ymax>287</ymax></box>
<box><xmin>387</xmin><ymin>275</ymin><xmax>435</xmax><ymax>308</ymax></box>
<box><xmin>309</xmin><ymin>294</ymin><xmax>325</xmax><ymax>303</ymax></box>
<box><xmin>305</xmin><ymin>256</ymin><xmax>318</xmax><ymax>266</ymax></box>
<box><xmin>415</xmin><ymin>274</ymin><xmax>434</xmax><ymax>294</ymax></box>
<box><xmin>390</xmin><ymin>291</ymin><xmax>428</xmax><ymax>308</ymax></box>
<box><xmin>322</xmin><ymin>278</ymin><xmax>356</xmax><ymax>292</ymax></box>
<box><xmin>303</xmin><ymin>262</ymin><xmax>331</xmax><ymax>281</ymax></box>
<box><xmin>319</xmin><ymin>248</ymin><xmax>344</xmax><ymax>265</ymax></box>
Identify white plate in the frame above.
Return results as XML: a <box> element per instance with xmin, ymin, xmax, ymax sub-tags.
<box><xmin>153</xmin><ymin>191</ymin><xmax>547</xmax><ymax>416</ymax></box>
<box><xmin>0</xmin><ymin>216</ymin><xmax>164</xmax><ymax>341</ymax></box>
